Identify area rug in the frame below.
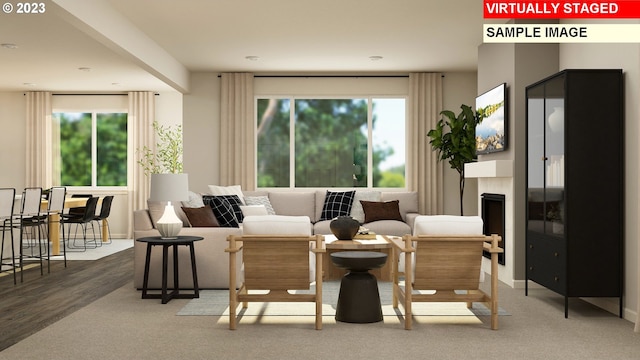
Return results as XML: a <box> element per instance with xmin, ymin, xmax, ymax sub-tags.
<box><xmin>177</xmin><ymin>281</ymin><xmax>510</xmax><ymax>317</ymax></box>
<box><xmin>48</xmin><ymin>239</ymin><xmax>133</xmax><ymax>261</ymax></box>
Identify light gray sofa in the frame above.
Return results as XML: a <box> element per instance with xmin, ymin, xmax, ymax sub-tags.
<box><xmin>133</xmin><ymin>190</ymin><xmax>419</xmax><ymax>290</ymax></box>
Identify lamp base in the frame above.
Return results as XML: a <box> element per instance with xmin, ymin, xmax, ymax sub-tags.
<box><xmin>156</xmin><ymin>201</ymin><xmax>183</xmax><ymax>239</ymax></box>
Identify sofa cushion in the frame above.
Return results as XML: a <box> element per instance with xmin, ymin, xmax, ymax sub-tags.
<box><xmin>320</xmin><ymin>190</ymin><xmax>356</xmax><ymax>221</ymax></box>
<box><xmin>202</xmin><ymin>195</ymin><xmax>239</xmax><ymax>227</ymax></box>
<box><xmin>207</xmin><ymin>184</ymin><xmax>246</xmax><ymax>205</ymax></box>
<box><xmin>350</xmin><ymin>190</ymin><xmax>381</xmax><ymax>223</ymax></box>
<box><xmin>244</xmin><ymin>195</ymin><xmax>276</xmax><ymax>215</ymax></box>
<box><xmin>204</xmin><ymin>195</ymin><xmax>244</xmax><ymax>223</ymax></box>
<box><xmin>381</xmin><ymin>192</ymin><xmax>419</xmax><ymax>221</ymax></box>
<box><xmin>181</xmin><ymin>205</ymin><xmax>220</xmax><ymax>227</ymax></box>
<box><xmin>147</xmin><ymin>200</ymin><xmax>191</xmax><ymax>228</ymax></box>
<box><xmin>360</xmin><ymin>200</ymin><xmax>403</xmax><ymax>223</ymax></box>
<box><xmin>269</xmin><ymin>192</ymin><xmax>316</xmax><ymax>221</ymax></box>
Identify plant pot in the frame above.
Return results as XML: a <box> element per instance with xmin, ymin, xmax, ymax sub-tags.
<box><xmin>330</xmin><ymin>216</ymin><xmax>360</xmax><ymax>240</ymax></box>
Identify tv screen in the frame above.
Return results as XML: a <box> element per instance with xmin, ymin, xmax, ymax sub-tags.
<box><xmin>475</xmin><ymin>82</ymin><xmax>507</xmax><ymax>155</ymax></box>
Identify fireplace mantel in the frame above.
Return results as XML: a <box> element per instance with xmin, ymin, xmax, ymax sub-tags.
<box><xmin>464</xmin><ymin>160</ymin><xmax>513</xmax><ymax>178</ymax></box>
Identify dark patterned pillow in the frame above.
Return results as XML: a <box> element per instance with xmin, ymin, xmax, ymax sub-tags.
<box><xmin>202</xmin><ymin>195</ymin><xmax>239</xmax><ymax>227</ymax></box>
<box><xmin>320</xmin><ymin>190</ymin><xmax>356</xmax><ymax>221</ymax></box>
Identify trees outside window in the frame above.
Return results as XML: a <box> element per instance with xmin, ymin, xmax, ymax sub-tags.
<box><xmin>54</xmin><ymin>112</ymin><xmax>128</xmax><ymax>187</ymax></box>
<box><xmin>257</xmin><ymin>97</ymin><xmax>405</xmax><ymax>188</ymax></box>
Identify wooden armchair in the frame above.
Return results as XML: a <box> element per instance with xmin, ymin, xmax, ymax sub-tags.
<box><xmin>390</xmin><ymin>217</ymin><xmax>502</xmax><ymax>330</ymax></box>
<box><xmin>226</xmin><ymin>215</ymin><xmax>325</xmax><ymax>330</ymax></box>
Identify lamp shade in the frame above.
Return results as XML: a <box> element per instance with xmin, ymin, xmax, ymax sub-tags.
<box><xmin>149</xmin><ymin>173</ymin><xmax>189</xmax><ymax>239</ymax></box>
<box><xmin>150</xmin><ymin>173</ymin><xmax>189</xmax><ymax>202</ymax></box>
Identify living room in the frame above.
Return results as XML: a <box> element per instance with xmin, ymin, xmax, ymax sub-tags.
<box><xmin>0</xmin><ymin>0</ymin><xmax>639</xmax><ymax>347</ymax></box>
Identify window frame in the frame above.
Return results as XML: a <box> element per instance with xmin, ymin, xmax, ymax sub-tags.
<box><xmin>52</xmin><ymin>108</ymin><xmax>129</xmax><ymax>191</ymax></box>
<box><xmin>255</xmin><ymin>95</ymin><xmax>407</xmax><ymax>190</ymax></box>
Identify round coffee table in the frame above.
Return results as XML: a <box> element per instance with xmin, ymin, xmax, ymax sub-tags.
<box><xmin>330</xmin><ymin>251</ymin><xmax>388</xmax><ymax>323</ymax></box>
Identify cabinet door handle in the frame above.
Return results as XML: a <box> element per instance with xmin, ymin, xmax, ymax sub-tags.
<box><xmin>554</xmin><ymin>276</ymin><xmax>559</xmax><ymax>282</ymax></box>
<box><xmin>554</xmin><ymin>252</ymin><xmax>559</xmax><ymax>257</ymax></box>
<box><xmin>529</xmin><ymin>244</ymin><xmax>534</xmax><ymax>249</ymax></box>
<box><xmin>542</xmin><ymin>156</ymin><xmax>548</xmax><ymax>161</ymax></box>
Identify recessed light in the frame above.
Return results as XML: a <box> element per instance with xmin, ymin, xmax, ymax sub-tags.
<box><xmin>245</xmin><ymin>56</ymin><xmax>260</xmax><ymax>61</ymax></box>
<box><xmin>1</xmin><ymin>43</ymin><xmax>18</xmax><ymax>49</ymax></box>
<box><xmin>78</xmin><ymin>67</ymin><xmax>92</xmax><ymax>72</ymax></box>
<box><xmin>369</xmin><ymin>56</ymin><xmax>383</xmax><ymax>61</ymax></box>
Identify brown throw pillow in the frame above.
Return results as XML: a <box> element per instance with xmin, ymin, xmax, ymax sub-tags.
<box><xmin>181</xmin><ymin>205</ymin><xmax>220</xmax><ymax>227</ymax></box>
<box><xmin>360</xmin><ymin>200</ymin><xmax>403</xmax><ymax>223</ymax></box>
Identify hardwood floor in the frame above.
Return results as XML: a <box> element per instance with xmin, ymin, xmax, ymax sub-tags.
<box><xmin>0</xmin><ymin>247</ymin><xmax>133</xmax><ymax>352</ymax></box>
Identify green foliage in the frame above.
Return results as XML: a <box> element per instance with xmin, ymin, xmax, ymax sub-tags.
<box><xmin>427</xmin><ymin>104</ymin><xmax>484</xmax><ymax>215</ymax></box>
<box><xmin>57</xmin><ymin>112</ymin><xmax>127</xmax><ymax>186</ymax></box>
<box><xmin>137</xmin><ymin>121</ymin><xmax>183</xmax><ymax>176</ymax></box>
<box><xmin>257</xmin><ymin>99</ymin><xmax>396</xmax><ymax>188</ymax></box>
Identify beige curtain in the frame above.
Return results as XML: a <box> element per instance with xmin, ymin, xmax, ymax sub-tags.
<box><xmin>407</xmin><ymin>73</ymin><xmax>443</xmax><ymax>215</ymax></box>
<box><xmin>25</xmin><ymin>91</ymin><xmax>53</xmax><ymax>188</ymax></box>
<box><xmin>220</xmin><ymin>73</ymin><xmax>255</xmax><ymax>190</ymax></box>
<box><xmin>128</xmin><ymin>91</ymin><xmax>155</xmax><ymax>236</ymax></box>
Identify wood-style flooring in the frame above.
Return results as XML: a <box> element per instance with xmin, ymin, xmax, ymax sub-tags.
<box><xmin>0</xmin><ymin>247</ymin><xmax>133</xmax><ymax>352</ymax></box>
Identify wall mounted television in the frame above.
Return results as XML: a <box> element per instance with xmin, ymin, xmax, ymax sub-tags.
<box><xmin>475</xmin><ymin>82</ymin><xmax>507</xmax><ymax>155</ymax></box>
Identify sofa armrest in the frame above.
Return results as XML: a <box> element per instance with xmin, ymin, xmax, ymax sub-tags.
<box><xmin>134</xmin><ymin>209</ymin><xmax>154</xmax><ymax>231</ymax></box>
<box><xmin>405</xmin><ymin>212</ymin><xmax>420</xmax><ymax>231</ymax></box>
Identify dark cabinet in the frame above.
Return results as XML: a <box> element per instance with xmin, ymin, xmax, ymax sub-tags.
<box><xmin>525</xmin><ymin>69</ymin><xmax>623</xmax><ymax>318</ymax></box>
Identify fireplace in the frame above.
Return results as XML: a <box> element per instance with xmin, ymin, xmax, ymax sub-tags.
<box><xmin>481</xmin><ymin>193</ymin><xmax>505</xmax><ymax>265</ymax></box>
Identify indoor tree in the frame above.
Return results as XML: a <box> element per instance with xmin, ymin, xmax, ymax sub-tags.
<box><xmin>427</xmin><ymin>104</ymin><xmax>484</xmax><ymax>215</ymax></box>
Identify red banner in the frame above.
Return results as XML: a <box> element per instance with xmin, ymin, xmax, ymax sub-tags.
<box><xmin>484</xmin><ymin>1</ymin><xmax>640</xmax><ymax>18</ymax></box>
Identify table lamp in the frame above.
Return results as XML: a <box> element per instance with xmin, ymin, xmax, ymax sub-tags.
<box><xmin>149</xmin><ymin>173</ymin><xmax>189</xmax><ymax>239</ymax></box>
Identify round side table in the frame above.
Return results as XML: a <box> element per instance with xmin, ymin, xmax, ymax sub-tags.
<box><xmin>330</xmin><ymin>251</ymin><xmax>388</xmax><ymax>323</ymax></box>
<box><xmin>137</xmin><ymin>235</ymin><xmax>203</xmax><ymax>304</ymax></box>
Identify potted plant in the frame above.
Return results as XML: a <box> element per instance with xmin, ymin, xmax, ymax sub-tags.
<box><xmin>137</xmin><ymin>121</ymin><xmax>184</xmax><ymax>176</ymax></box>
<box><xmin>137</xmin><ymin>121</ymin><xmax>188</xmax><ymax>238</ymax></box>
<box><xmin>427</xmin><ymin>104</ymin><xmax>484</xmax><ymax>215</ymax></box>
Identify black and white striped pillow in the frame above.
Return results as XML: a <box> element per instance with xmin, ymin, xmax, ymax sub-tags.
<box><xmin>202</xmin><ymin>195</ymin><xmax>240</xmax><ymax>227</ymax></box>
<box><xmin>320</xmin><ymin>190</ymin><xmax>356</xmax><ymax>221</ymax></box>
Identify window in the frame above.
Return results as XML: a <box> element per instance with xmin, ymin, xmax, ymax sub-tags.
<box><xmin>53</xmin><ymin>112</ymin><xmax>128</xmax><ymax>187</ymax></box>
<box><xmin>256</xmin><ymin>97</ymin><xmax>405</xmax><ymax>188</ymax></box>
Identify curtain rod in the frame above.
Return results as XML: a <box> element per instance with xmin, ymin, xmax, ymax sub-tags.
<box><xmin>217</xmin><ymin>74</ymin><xmax>410</xmax><ymax>78</ymax></box>
<box><xmin>48</xmin><ymin>93</ymin><xmax>160</xmax><ymax>96</ymax></box>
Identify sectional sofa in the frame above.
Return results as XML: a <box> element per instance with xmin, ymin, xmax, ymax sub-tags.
<box><xmin>133</xmin><ymin>189</ymin><xmax>420</xmax><ymax>289</ymax></box>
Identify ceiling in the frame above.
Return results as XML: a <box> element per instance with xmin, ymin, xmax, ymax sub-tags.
<box><xmin>0</xmin><ymin>0</ymin><xmax>491</xmax><ymax>93</ymax></box>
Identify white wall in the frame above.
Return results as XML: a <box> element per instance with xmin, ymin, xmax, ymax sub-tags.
<box><xmin>559</xmin><ymin>41</ymin><xmax>640</xmax><ymax>323</ymax></box>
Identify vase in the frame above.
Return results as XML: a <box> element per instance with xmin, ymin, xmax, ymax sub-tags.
<box><xmin>547</xmin><ymin>106</ymin><xmax>564</xmax><ymax>133</ymax></box>
<box><xmin>330</xmin><ymin>216</ymin><xmax>360</xmax><ymax>240</ymax></box>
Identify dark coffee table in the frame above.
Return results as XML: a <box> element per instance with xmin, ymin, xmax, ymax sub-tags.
<box><xmin>137</xmin><ymin>235</ymin><xmax>203</xmax><ymax>304</ymax></box>
<box><xmin>330</xmin><ymin>251</ymin><xmax>388</xmax><ymax>323</ymax></box>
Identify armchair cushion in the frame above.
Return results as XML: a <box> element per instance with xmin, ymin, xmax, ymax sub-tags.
<box><xmin>413</xmin><ymin>215</ymin><xmax>483</xmax><ymax>236</ymax></box>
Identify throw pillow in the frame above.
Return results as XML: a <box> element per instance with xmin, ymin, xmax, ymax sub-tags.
<box><xmin>360</xmin><ymin>200</ymin><xmax>403</xmax><ymax>223</ymax></box>
<box><xmin>240</xmin><ymin>205</ymin><xmax>269</xmax><ymax>217</ymax></box>
<box><xmin>202</xmin><ymin>195</ymin><xmax>239</xmax><ymax>227</ymax></box>
<box><xmin>320</xmin><ymin>190</ymin><xmax>356</xmax><ymax>221</ymax></box>
<box><xmin>181</xmin><ymin>205</ymin><xmax>220</xmax><ymax>227</ymax></box>
<box><xmin>207</xmin><ymin>185</ymin><xmax>245</xmax><ymax>205</ymax></box>
<box><xmin>350</xmin><ymin>190</ymin><xmax>382</xmax><ymax>223</ymax></box>
<box><xmin>181</xmin><ymin>191</ymin><xmax>205</xmax><ymax>208</ymax></box>
<box><xmin>244</xmin><ymin>195</ymin><xmax>276</xmax><ymax>215</ymax></box>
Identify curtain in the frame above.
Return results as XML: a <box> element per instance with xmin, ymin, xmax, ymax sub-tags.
<box><xmin>128</xmin><ymin>91</ymin><xmax>155</xmax><ymax>236</ymax></box>
<box><xmin>407</xmin><ymin>73</ymin><xmax>443</xmax><ymax>215</ymax></box>
<box><xmin>25</xmin><ymin>91</ymin><xmax>53</xmax><ymax>188</ymax></box>
<box><xmin>219</xmin><ymin>73</ymin><xmax>255</xmax><ymax>190</ymax></box>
